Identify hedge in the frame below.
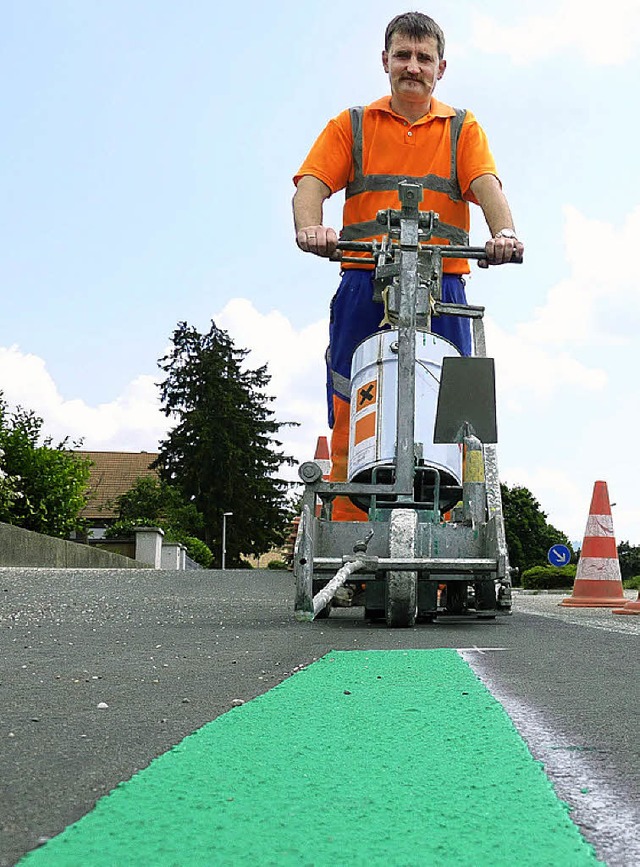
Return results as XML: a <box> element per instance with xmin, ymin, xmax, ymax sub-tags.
<box><xmin>521</xmin><ymin>564</ymin><xmax>576</xmax><ymax>590</ymax></box>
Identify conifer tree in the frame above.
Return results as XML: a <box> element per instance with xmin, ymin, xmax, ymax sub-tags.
<box><xmin>155</xmin><ymin>321</ymin><xmax>295</xmax><ymax>565</ymax></box>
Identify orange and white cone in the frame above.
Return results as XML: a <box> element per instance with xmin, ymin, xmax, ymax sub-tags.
<box><xmin>561</xmin><ymin>481</ymin><xmax>626</xmax><ymax>607</ymax></box>
<box><xmin>612</xmin><ymin>589</ymin><xmax>640</xmax><ymax>616</ymax></box>
<box><xmin>313</xmin><ymin>436</ymin><xmax>331</xmax><ymax>480</ymax></box>
<box><xmin>313</xmin><ymin>436</ymin><xmax>331</xmax><ymax>519</ymax></box>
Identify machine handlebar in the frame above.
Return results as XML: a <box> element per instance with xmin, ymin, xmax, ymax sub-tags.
<box><xmin>333</xmin><ymin>240</ymin><xmax>521</xmax><ymax>264</ymax></box>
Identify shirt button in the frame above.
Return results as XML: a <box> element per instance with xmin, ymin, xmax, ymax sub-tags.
<box><xmin>407</xmin><ymin>131</ymin><xmax>413</xmax><ymax>137</ymax></box>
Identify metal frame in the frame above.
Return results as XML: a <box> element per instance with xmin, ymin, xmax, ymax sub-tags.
<box><xmin>294</xmin><ymin>182</ymin><xmax>514</xmax><ymax>625</ymax></box>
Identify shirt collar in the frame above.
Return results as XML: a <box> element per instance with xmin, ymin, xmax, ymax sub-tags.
<box><xmin>368</xmin><ymin>95</ymin><xmax>455</xmax><ymax>123</ymax></box>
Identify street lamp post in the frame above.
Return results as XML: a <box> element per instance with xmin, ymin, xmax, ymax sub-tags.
<box><xmin>221</xmin><ymin>512</ymin><xmax>233</xmax><ymax>570</ymax></box>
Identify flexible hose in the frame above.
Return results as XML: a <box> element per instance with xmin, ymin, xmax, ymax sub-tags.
<box><xmin>312</xmin><ymin>559</ymin><xmax>364</xmax><ymax>618</ymax></box>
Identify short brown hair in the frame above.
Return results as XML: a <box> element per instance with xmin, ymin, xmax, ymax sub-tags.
<box><xmin>384</xmin><ymin>12</ymin><xmax>445</xmax><ymax>58</ymax></box>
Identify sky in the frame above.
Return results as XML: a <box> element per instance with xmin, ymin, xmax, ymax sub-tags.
<box><xmin>2</xmin><ymin>0</ymin><xmax>640</xmax><ymax>545</ymax></box>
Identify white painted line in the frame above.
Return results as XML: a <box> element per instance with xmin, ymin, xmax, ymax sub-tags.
<box><xmin>461</xmin><ymin>650</ymin><xmax>640</xmax><ymax>867</ymax></box>
<box><xmin>456</xmin><ymin>646</ymin><xmax>510</xmax><ymax>654</ymax></box>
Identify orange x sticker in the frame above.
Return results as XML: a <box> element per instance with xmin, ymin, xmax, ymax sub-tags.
<box><xmin>357</xmin><ymin>379</ymin><xmax>377</xmax><ymax>408</ymax></box>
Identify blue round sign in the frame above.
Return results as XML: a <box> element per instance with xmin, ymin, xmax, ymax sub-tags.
<box><xmin>548</xmin><ymin>544</ymin><xmax>571</xmax><ymax>567</ymax></box>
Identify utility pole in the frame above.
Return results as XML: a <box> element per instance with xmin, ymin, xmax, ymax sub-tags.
<box><xmin>221</xmin><ymin>512</ymin><xmax>233</xmax><ymax>570</ymax></box>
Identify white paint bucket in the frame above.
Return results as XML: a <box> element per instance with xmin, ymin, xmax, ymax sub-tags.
<box><xmin>347</xmin><ymin>329</ymin><xmax>462</xmax><ymax>490</ymax></box>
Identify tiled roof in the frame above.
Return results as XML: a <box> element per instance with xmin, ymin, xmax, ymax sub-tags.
<box><xmin>76</xmin><ymin>451</ymin><xmax>160</xmax><ymax>519</ymax></box>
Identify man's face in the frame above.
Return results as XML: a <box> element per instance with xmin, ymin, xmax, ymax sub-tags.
<box><xmin>382</xmin><ymin>34</ymin><xmax>446</xmax><ymax>105</ymax></box>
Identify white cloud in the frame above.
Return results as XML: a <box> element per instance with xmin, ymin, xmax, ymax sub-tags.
<box><xmin>216</xmin><ymin>298</ymin><xmax>330</xmax><ymax>481</ymax></box>
<box><xmin>482</xmin><ymin>201</ymin><xmax>640</xmax><ymax>430</ymax></box>
<box><xmin>486</xmin><ymin>316</ymin><xmax>608</xmax><ymax>412</ymax></box>
<box><xmin>215</xmin><ymin>298</ymin><xmax>327</xmax><ymax>404</ymax></box>
<box><xmin>472</xmin><ymin>0</ymin><xmax>640</xmax><ymax>65</ymax></box>
<box><xmin>518</xmin><ymin>205</ymin><xmax>640</xmax><ymax>347</ymax></box>
<box><xmin>500</xmin><ymin>463</ymin><xmax>587</xmax><ymax>543</ymax></box>
<box><xmin>0</xmin><ymin>304</ymin><xmax>331</xmax><ymax>485</ymax></box>
<box><xmin>0</xmin><ymin>345</ymin><xmax>166</xmax><ymax>451</ymax></box>
<box><xmin>500</xmin><ymin>459</ymin><xmax>640</xmax><ymax>548</ymax></box>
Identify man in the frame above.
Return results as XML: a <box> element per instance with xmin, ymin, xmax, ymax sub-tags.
<box><xmin>293</xmin><ymin>12</ymin><xmax>523</xmax><ymax>521</ymax></box>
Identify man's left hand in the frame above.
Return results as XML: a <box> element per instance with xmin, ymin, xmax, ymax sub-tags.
<box><xmin>479</xmin><ymin>233</ymin><xmax>524</xmax><ymax>268</ymax></box>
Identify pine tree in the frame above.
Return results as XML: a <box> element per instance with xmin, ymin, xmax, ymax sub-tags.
<box><xmin>155</xmin><ymin>321</ymin><xmax>295</xmax><ymax>565</ymax></box>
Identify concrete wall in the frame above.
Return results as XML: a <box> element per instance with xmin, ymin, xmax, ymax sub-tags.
<box><xmin>134</xmin><ymin>526</ymin><xmax>164</xmax><ymax>568</ymax></box>
<box><xmin>91</xmin><ymin>538</ymin><xmax>136</xmax><ymax>560</ymax></box>
<box><xmin>161</xmin><ymin>542</ymin><xmax>186</xmax><ymax>570</ymax></box>
<box><xmin>0</xmin><ymin>522</ymin><xmax>150</xmax><ymax>569</ymax></box>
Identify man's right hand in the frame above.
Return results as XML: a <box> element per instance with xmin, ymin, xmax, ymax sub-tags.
<box><xmin>296</xmin><ymin>225</ymin><xmax>339</xmax><ymax>258</ymax></box>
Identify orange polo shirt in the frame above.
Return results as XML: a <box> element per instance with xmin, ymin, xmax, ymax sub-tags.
<box><xmin>294</xmin><ymin>96</ymin><xmax>498</xmax><ymax>273</ymax></box>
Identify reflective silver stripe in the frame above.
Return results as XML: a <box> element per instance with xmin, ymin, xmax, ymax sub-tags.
<box><xmin>346</xmin><ymin>106</ymin><xmax>466</xmax><ymax>203</ymax></box>
<box><xmin>331</xmin><ymin>369</ymin><xmax>351</xmax><ymax>400</ymax></box>
<box><xmin>447</xmin><ymin>107</ymin><xmax>465</xmax><ymax>200</ymax></box>
<box><xmin>326</xmin><ymin>347</ymin><xmax>351</xmax><ymax>400</ymax></box>
<box><xmin>349</xmin><ymin>106</ymin><xmax>365</xmax><ymax>197</ymax></box>
<box><xmin>340</xmin><ymin>218</ymin><xmax>469</xmax><ymax>246</ymax></box>
<box><xmin>351</xmin><ymin>172</ymin><xmax>458</xmax><ymax>196</ymax></box>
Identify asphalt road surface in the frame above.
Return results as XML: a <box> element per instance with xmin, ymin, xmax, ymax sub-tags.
<box><xmin>1</xmin><ymin>567</ymin><xmax>638</xmax><ymax>866</ymax></box>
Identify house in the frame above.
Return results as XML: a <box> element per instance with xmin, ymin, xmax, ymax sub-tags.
<box><xmin>75</xmin><ymin>450</ymin><xmax>159</xmax><ymax>539</ymax></box>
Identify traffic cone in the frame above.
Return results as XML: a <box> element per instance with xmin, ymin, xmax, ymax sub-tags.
<box><xmin>313</xmin><ymin>436</ymin><xmax>330</xmax><ymax>518</ymax></box>
<box><xmin>612</xmin><ymin>589</ymin><xmax>640</xmax><ymax>616</ymax></box>
<box><xmin>314</xmin><ymin>436</ymin><xmax>331</xmax><ymax>480</ymax></box>
<box><xmin>561</xmin><ymin>481</ymin><xmax>626</xmax><ymax>607</ymax></box>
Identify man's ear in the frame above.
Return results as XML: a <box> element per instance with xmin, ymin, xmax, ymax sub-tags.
<box><xmin>382</xmin><ymin>49</ymin><xmax>389</xmax><ymax>73</ymax></box>
<box><xmin>437</xmin><ymin>58</ymin><xmax>447</xmax><ymax>80</ymax></box>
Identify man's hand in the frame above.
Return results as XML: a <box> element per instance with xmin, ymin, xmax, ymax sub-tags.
<box><xmin>469</xmin><ymin>174</ymin><xmax>524</xmax><ymax>268</ymax></box>
<box><xmin>478</xmin><ymin>233</ymin><xmax>524</xmax><ymax>269</ymax></box>
<box><xmin>296</xmin><ymin>225</ymin><xmax>339</xmax><ymax>258</ymax></box>
<box><xmin>292</xmin><ymin>177</ymin><xmax>338</xmax><ymax>257</ymax></box>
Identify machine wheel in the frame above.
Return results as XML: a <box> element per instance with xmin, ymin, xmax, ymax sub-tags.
<box><xmin>443</xmin><ymin>582</ymin><xmax>467</xmax><ymax>615</ymax></box>
<box><xmin>475</xmin><ymin>580</ymin><xmax>497</xmax><ymax>619</ymax></box>
<box><xmin>385</xmin><ymin>509</ymin><xmax>417</xmax><ymax>628</ymax></box>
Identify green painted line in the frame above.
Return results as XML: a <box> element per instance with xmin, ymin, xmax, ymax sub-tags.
<box><xmin>20</xmin><ymin>650</ymin><xmax>601</xmax><ymax>866</ymax></box>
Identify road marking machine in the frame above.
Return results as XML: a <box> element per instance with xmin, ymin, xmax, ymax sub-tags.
<box><xmin>294</xmin><ymin>181</ymin><xmax>518</xmax><ymax>627</ymax></box>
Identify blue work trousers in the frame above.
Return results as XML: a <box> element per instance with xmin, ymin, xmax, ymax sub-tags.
<box><xmin>326</xmin><ymin>269</ymin><xmax>471</xmax><ymax>427</ymax></box>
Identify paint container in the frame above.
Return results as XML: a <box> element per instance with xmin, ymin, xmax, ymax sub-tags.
<box><xmin>348</xmin><ymin>329</ymin><xmax>462</xmax><ymax>497</ymax></box>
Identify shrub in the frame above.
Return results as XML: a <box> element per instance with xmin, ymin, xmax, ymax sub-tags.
<box><xmin>180</xmin><ymin>536</ymin><xmax>214</xmax><ymax>568</ymax></box>
<box><xmin>0</xmin><ymin>399</ymin><xmax>91</xmax><ymax>538</ymax></box>
<box><xmin>267</xmin><ymin>559</ymin><xmax>288</xmax><ymax>570</ymax></box>
<box><xmin>521</xmin><ymin>564</ymin><xmax>576</xmax><ymax>590</ymax></box>
<box><xmin>105</xmin><ymin>518</ymin><xmax>144</xmax><ymax>538</ymax></box>
<box><xmin>623</xmin><ymin>575</ymin><xmax>640</xmax><ymax>591</ymax></box>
